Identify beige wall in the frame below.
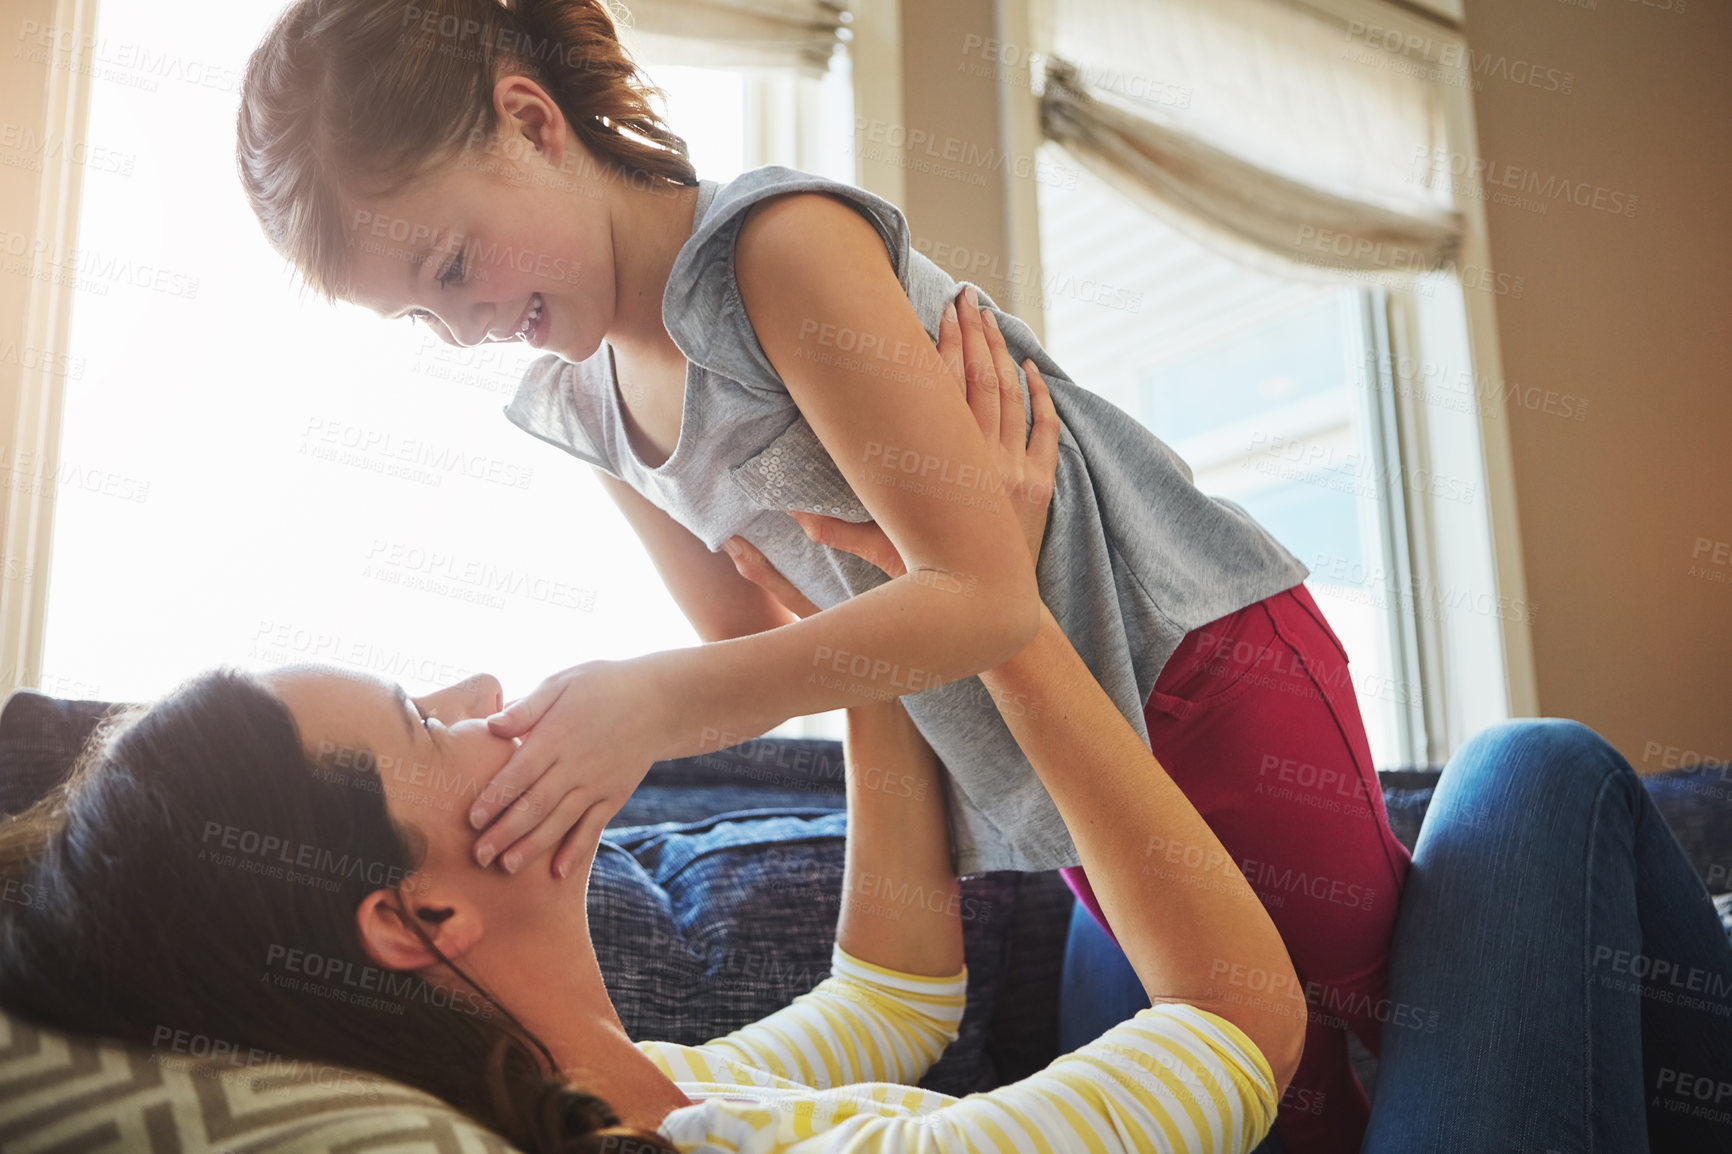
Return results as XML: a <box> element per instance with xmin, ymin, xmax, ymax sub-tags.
<box><xmin>896</xmin><ymin>0</ymin><xmax>1019</xmax><ymax>310</ymax></box>
<box><xmin>1461</xmin><ymin>0</ymin><xmax>1732</xmax><ymax>769</ymax></box>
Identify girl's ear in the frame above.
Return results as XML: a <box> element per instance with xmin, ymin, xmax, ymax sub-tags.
<box><xmin>355</xmin><ymin>885</ymin><xmax>484</xmax><ymax>971</ymax></box>
<box><xmin>492</xmin><ymin>74</ymin><xmax>569</xmax><ymax>170</ymax></box>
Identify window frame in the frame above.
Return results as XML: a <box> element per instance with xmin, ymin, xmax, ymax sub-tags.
<box><xmin>7</xmin><ymin>0</ymin><xmax>1534</xmax><ymax>763</ymax></box>
<box><xmin>996</xmin><ymin>0</ymin><xmax>1537</xmax><ymax>766</ymax></box>
<box><xmin>0</xmin><ymin>0</ymin><xmax>100</xmax><ymax>699</ymax></box>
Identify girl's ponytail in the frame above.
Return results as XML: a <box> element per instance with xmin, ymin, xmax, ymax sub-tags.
<box><xmin>506</xmin><ymin>0</ymin><xmax>698</xmax><ymax>189</ymax></box>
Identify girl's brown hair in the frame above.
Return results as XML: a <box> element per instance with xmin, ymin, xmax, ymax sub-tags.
<box><xmin>237</xmin><ymin>0</ymin><xmax>697</xmax><ymax>299</ymax></box>
<box><xmin>0</xmin><ymin>669</ymin><xmax>679</xmax><ymax>1153</ymax></box>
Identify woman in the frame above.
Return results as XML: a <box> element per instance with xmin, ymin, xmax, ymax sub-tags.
<box><xmin>238</xmin><ymin>6</ymin><xmax>1408</xmax><ymax>1143</ymax></box>
<box><xmin>3</xmin><ymin>290</ymin><xmax>1728</xmax><ymax>1151</ymax></box>
<box><xmin>0</xmin><ymin>303</ymin><xmax>1304</xmax><ymax>1152</ymax></box>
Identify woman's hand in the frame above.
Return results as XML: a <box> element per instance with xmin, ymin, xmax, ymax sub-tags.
<box><xmin>728</xmin><ymin>287</ymin><xmax>1059</xmax><ymax>588</ymax></box>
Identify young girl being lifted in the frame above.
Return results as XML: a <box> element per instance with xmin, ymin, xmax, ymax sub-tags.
<box><xmin>237</xmin><ymin>2</ymin><xmax>1411</xmax><ymax>1146</ymax></box>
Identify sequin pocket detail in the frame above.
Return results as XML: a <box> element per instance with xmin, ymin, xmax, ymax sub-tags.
<box><xmin>729</xmin><ymin>417</ymin><xmax>874</xmax><ymax>523</ymax></box>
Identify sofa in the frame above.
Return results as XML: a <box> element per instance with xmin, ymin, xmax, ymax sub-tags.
<box><xmin>0</xmin><ymin>689</ymin><xmax>1727</xmax><ymax>1152</ymax></box>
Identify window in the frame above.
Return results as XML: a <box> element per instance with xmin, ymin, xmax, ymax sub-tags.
<box><xmin>1035</xmin><ymin>147</ymin><xmax>1423</xmax><ymax>766</ymax></box>
<box><xmin>39</xmin><ymin>1</ymin><xmax>851</xmax><ymax>728</ymax></box>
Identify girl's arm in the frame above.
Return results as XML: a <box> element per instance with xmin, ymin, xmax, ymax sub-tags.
<box><xmin>473</xmin><ymin>283</ymin><xmax>1049</xmax><ymax>875</ymax></box>
<box><xmin>730</xmin><ymin>191</ymin><xmax>1044</xmax><ymax>676</ymax></box>
<box><xmin>595</xmin><ymin>471</ymin><xmax>798</xmax><ymax>641</ymax></box>
<box><xmin>625</xmin><ymin>200</ymin><xmax>1046</xmax><ymax>729</ymax></box>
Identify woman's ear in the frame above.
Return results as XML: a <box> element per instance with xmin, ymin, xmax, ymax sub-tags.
<box><xmin>492</xmin><ymin>74</ymin><xmax>568</xmax><ymax>170</ymax></box>
<box><xmin>355</xmin><ymin>885</ymin><xmax>485</xmax><ymax>972</ymax></box>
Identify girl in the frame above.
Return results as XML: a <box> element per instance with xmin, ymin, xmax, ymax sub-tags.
<box><xmin>236</xmin><ymin>1</ymin><xmax>1409</xmax><ymax>1146</ymax></box>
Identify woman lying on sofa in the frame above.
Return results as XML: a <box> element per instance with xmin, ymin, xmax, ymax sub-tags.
<box><xmin>1</xmin><ymin>305</ymin><xmax>1727</xmax><ymax>1151</ymax></box>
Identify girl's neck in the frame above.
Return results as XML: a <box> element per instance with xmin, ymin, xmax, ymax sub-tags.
<box><xmin>606</xmin><ymin>179</ymin><xmax>703</xmax><ymax>374</ymax></box>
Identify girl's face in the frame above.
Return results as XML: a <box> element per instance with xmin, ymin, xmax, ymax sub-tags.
<box><xmin>339</xmin><ymin>78</ymin><xmax>620</xmax><ymax>366</ymax></box>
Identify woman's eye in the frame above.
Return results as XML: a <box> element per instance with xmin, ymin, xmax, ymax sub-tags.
<box><xmin>438</xmin><ymin>247</ymin><xmax>466</xmax><ymax>288</ymax></box>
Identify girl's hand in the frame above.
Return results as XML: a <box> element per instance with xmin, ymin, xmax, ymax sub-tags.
<box><xmin>731</xmin><ymin>287</ymin><xmax>1059</xmax><ymax>583</ymax></box>
<box><xmin>475</xmin><ymin>660</ymin><xmax>667</xmax><ymax>878</ymax></box>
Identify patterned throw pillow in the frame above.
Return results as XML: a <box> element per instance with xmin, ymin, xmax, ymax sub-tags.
<box><xmin>0</xmin><ymin>1013</ymin><xmax>520</xmax><ymax>1153</ymax></box>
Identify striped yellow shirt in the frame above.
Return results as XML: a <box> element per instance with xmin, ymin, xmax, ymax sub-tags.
<box><xmin>644</xmin><ymin>945</ymin><xmax>1277</xmax><ymax>1153</ymax></box>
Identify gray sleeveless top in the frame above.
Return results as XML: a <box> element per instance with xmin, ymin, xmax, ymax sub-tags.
<box><xmin>504</xmin><ymin>165</ymin><xmax>1307</xmax><ymax>873</ymax></box>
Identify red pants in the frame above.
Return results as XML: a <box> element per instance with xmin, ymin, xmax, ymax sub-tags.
<box><xmin>1062</xmin><ymin>583</ymin><xmax>1412</xmax><ymax>1154</ymax></box>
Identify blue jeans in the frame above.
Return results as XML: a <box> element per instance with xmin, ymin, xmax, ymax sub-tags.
<box><xmin>1061</xmin><ymin>720</ymin><xmax>1732</xmax><ymax>1153</ymax></box>
<box><xmin>1365</xmin><ymin>719</ymin><xmax>1732</xmax><ymax>1151</ymax></box>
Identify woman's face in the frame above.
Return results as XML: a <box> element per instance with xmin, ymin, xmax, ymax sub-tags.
<box><xmin>262</xmin><ymin>666</ymin><xmax>590</xmax><ymax>923</ymax></box>
<box><xmin>339</xmin><ymin>76</ymin><xmax>620</xmax><ymax>366</ymax></box>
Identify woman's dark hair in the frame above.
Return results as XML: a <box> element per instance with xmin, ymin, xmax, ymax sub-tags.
<box><xmin>0</xmin><ymin>668</ymin><xmax>677</xmax><ymax>1154</ymax></box>
<box><xmin>236</xmin><ymin>0</ymin><xmax>697</xmax><ymax>299</ymax></box>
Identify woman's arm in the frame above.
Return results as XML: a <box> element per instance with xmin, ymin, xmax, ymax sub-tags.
<box><xmin>745</xmin><ymin>540</ymin><xmax>1307</xmax><ymax>1090</ymax></box>
<box><xmin>835</xmin><ymin>701</ymin><xmax>964</xmax><ymax>978</ymax></box>
<box><xmin>725</xmin><ymin>324</ymin><xmax>1306</xmax><ymax>1087</ymax></box>
<box><xmin>637</xmin><ymin>693</ymin><xmax>967</xmax><ymax>1094</ymax></box>
<box><xmin>634</xmin><ymin>570</ymin><xmax>965</xmax><ymax>1093</ymax></box>
<box><xmin>979</xmin><ymin>608</ymin><xmax>1307</xmax><ymax>1090</ymax></box>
